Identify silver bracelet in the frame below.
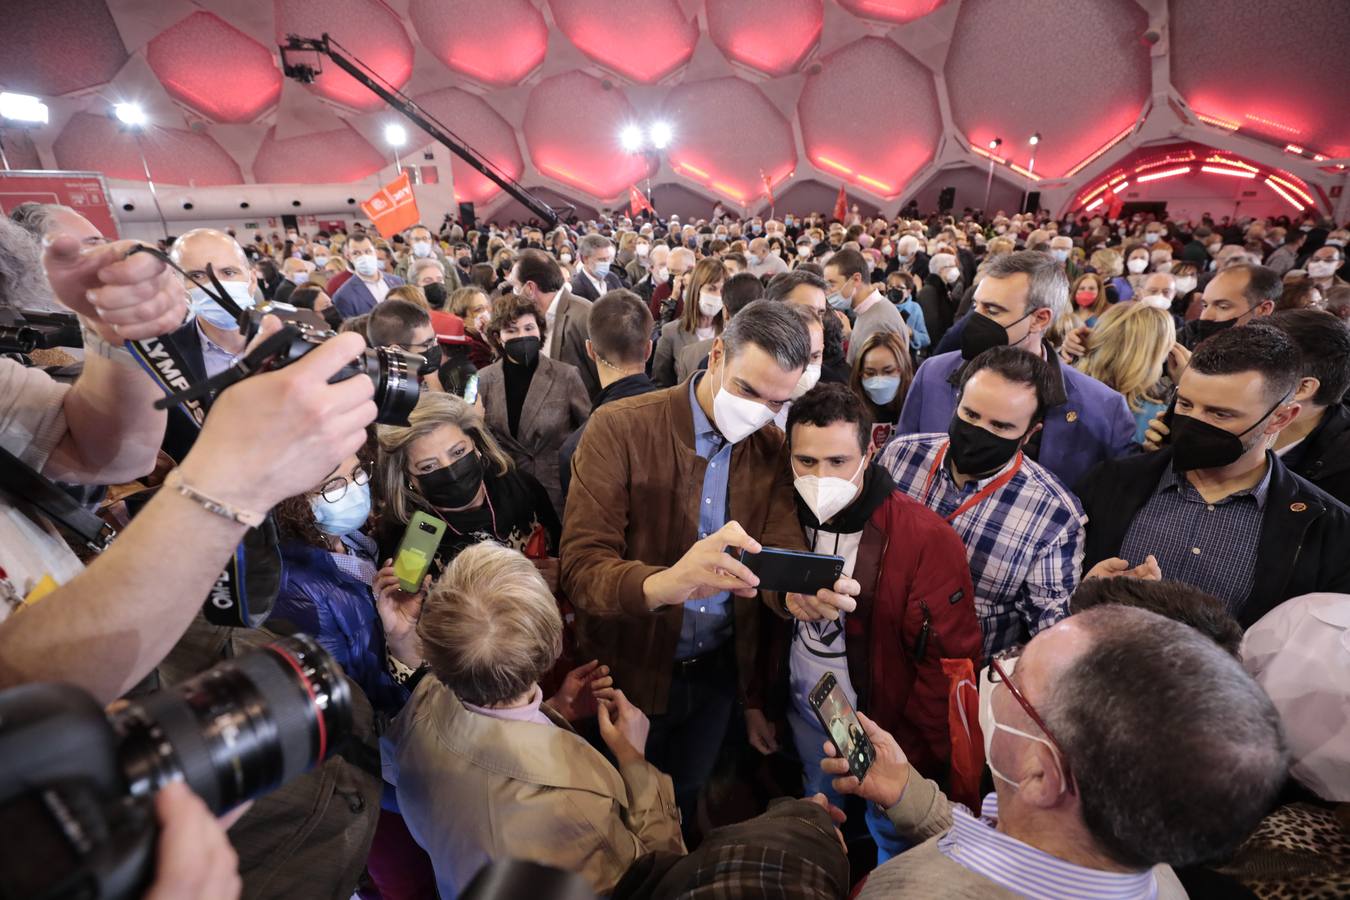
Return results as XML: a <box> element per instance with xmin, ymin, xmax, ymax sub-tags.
<box><xmin>80</xmin><ymin>324</ymin><xmax>138</xmax><ymax>364</ymax></box>
<box><xmin>163</xmin><ymin>468</ymin><xmax>266</xmax><ymax>527</ymax></box>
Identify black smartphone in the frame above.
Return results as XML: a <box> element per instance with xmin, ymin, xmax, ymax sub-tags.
<box><xmin>809</xmin><ymin>672</ymin><xmax>874</xmax><ymax>781</ymax></box>
<box><xmin>739</xmin><ymin>547</ymin><xmax>844</xmax><ymax>595</ymax></box>
<box><xmin>1160</xmin><ymin>393</ymin><xmax>1176</xmax><ymax>445</ymax></box>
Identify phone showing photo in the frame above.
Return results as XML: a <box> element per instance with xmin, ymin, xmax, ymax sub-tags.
<box><xmin>809</xmin><ymin>672</ymin><xmax>874</xmax><ymax>781</ymax></box>
<box><xmin>394</xmin><ymin>511</ymin><xmax>446</xmax><ymax>593</ymax></box>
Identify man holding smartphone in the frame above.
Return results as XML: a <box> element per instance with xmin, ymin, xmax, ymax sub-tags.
<box><xmin>561</xmin><ymin>301</ymin><xmax>860</xmax><ymax>835</ymax></box>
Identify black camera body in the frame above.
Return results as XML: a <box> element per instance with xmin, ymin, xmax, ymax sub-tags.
<box><xmin>0</xmin><ymin>308</ymin><xmax>82</xmax><ymax>356</ymax></box>
<box><xmin>0</xmin><ymin>635</ymin><xmax>350</xmax><ymax>900</ymax></box>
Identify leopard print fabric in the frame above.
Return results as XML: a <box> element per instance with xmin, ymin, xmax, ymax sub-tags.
<box><xmin>1217</xmin><ymin>803</ymin><xmax>1350</xmax><ymax>900</ymax></box>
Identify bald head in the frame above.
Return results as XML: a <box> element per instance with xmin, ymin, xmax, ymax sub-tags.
<box><xmin>170</xmin><ymin>228</ymin><xmax>254</xmax><ymax>289</ymax></box>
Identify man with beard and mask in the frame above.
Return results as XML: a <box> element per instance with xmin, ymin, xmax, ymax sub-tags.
<box><xmin>561</xmin><ymin>300</ymin><xmax>862</xmax><ymax>837</ymax></box>
<box><xmin>823</xmin><ymin>605</ymin><xmax>1283</xmax><ymax>900</ymax></box>
<box><xmin>508</xmin><ymin>248</ymin><xmax>599</xmax><ymax>398</ymax></box>
<box><xmin>1078</xmin><ymin>323</ymin><xmax>1350</xmax><ymax>626</ymax></box>
<box><xmin>1175</xmin><ymin>262</ymin><xmax>1280</xmax><ymax>350</ymax></box>
<box><xmin>900</xmin><ymin>252</ymin><xmax>1135</xmax><ymax>490</ymax></box>
<box><xmin>778</xmin><ymin>383</ymin><xmax>980</xmax><ymax>862</ymax></box>
<box><xmin>332</xmin><ymin>234</ymin><xmax>405</xmax><ymax>318</ymax></box>
<box><xmin>880</xmin><ymin>347</ymin><xmax>1086</xmax><ymax>658</ymax></box>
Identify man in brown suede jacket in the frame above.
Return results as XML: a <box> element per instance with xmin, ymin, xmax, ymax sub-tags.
<box><xmin>561</xmin><ymin>300</ymin><xmax>859</xmax><ymax>831</ymax></box>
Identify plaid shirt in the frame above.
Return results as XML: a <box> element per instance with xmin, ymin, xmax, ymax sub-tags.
<box><xmin>878</xmin><ymin>433</ymin><xmax>1085</xmax><ymax>658</ymax></box>
<box><xmin>1119</xmin><ymin>462</ymin><xmax>1269</xmax><ymax>613</ymax></box>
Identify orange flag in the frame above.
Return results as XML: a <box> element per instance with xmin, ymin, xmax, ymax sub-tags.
<box><xmin>629</xmin><ymin>184</ymin><xmax>655</xmax><ymax>217</ymax></box>
<box><xmin>361</xmin><ymin>172</ymin><xmax>420</xmax><ymax>238</ymax></box>
<box><xmin>832</xmin><ymin>183</ymin><xmax>848</xmax><ymax>223</ymax></box>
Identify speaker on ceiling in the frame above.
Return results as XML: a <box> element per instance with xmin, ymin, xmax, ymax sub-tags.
<box><xmin>938</xmin><ymin>187</ymin><xmax>956</xmax><ymax>212</ymax></box>
<box><xmin>458</xmin><ymin>202</ymin><xmax>477</xmax><ymax>231</ymax></box>
<box><xmin>1022</xmin><ymin>191</ymin><xmax>1041</xmax><ymax>214</ymax></box>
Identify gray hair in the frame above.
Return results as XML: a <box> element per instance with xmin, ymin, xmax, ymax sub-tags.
<box><xmin>409</xmin><ymin>257</ymin><xmax>445</xmax><ymax>281</ymax></box>
<box><xmin>8</xmin><ymin>202</ymin><xmax>78</xmax><ymax>240</ymax></box>
<box><xmin>982</xmin><ymin>250</ymin><xmax>1069</xmax><ymax>318</ymax></box>
<box><xmin>1047</xmin><ymin>605</ymin><xmax>1286</xmax><ymax>869</ymax></box>
<box><xmin>0</xmin><ymin>215</ymin><xmax>58</xmax><ymax>311</ymax></box>
<box><xmin>721</xmin><ymin>298</ymin><xmax>809</xmax><ymax>371</ymax></box>
<box><xmin>577</xmin><ymin>233</ymin><xmax>612</xmax><ymax>261</ymax></box>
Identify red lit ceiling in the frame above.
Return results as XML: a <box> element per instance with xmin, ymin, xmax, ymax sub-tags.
<box><xmin>0</xmin><ymin>0</ymin><xmax>128</xmax><ymax>96</ymax></box>
<box><xmin>147</xmin><ymin>12</ymin><xmax>282</xmax><ymax>123</ymax></box>
<box><xmin>411</xmin><ymin>88</ymin><xmax>524</xmax><ymax>204</ymax></box>
<box><xmin>52</xmin><ymin>112</ymin><xmax>243</xmax><ymax>185</ymax></box>
<box><xmin>662</xmin><ymin>78</ymin><xmax>796</xmax><ymax>202</ymax></box>
<box><xmin>252</xmin><ymin>124</ymin><xmax>385</xmax><ymax>185</ymax></box>
<box><xmin>547</xmin><ymin>0</ymin><xmax>698</xmax><ymax>84</ymax></box>
<box><xmin>945</xmin><ymin>0</ymin><xmax>1150</xmax><ymax>179</ymax></box>
<box><xmin>272</xmin><ymin>0</ymin><xmax>413</xmax><ymax>111</ymax></box>
<box><xmin>705</xmin><ymin>0</ymin><xmax>823</xmax><ymax>77</ymax></box>
<box><xmin>409</xmin><ymin>0</ymin><xmax>547</xmax><ymax>87</ymax></box>
<box><xmin>798</xmin><ymin>37</ymin><xmax>941</xmax><ymax>197</ymax></box>
<box><xmin>835</xmin><ymin>0</ymin><xmax>947</xmax><ymax>25</ymax></box>
<box><xmin>1170</xmin><ymin>0</ymin><xmax>1350</xmax><ymax>160</ymax></box>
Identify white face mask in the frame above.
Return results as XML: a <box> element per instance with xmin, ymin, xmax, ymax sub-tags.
<box><xmin>292</xmin><ymin>271</ymin><xmax>310</xmax><ymax>285</ymax></box>
<box><xmin>978</xmin><ymin>662</ymin><xmax>1062</xmax><ymax>791</ymax></box>
<box><xmin>1308</xmin><ymin>260</ymin><xmax>1338</xmax><ymax>278</ymax></box>
<box><xmin>711</xmin><ymin>364</ymin><xmax>775</xmax><ymax>443</ymax></box>
<box><xmin>698</xmin><ymin>289</ymin><xmax>723</xmax><ymax>318</ymax></box>
<box><xmin>1175</xmin><ymin>275</ymin><xmax>1197</xmax><ymax>294</ymax></box>
<box><xmin>314</xmin><ymin>255</ymin><xmax>329</xmax><ymax>267</ymax></box>
<box><xmin>1126</xmin><ymin>257</ymin><xmax>1148</xmax><ymax>274</ymax></box>
<box><xmin>353</xmin><ymin>255</ymin><xmax>379</xmax><ymax>277</ymax></box>
<box><xmin>791</xmin><ymin>363</ymin><xmax>821</xmax><ymax>400</ymax></box>
<box><xmin>636</xmin><ymin>243</ymin><xmax>650</xmax><ymax>258</ymax></box>
<box><xmin>1139</xmin><ymin>292</ymin><xmax>1173</xmax><ymax>309</ymax></box>
<box><xmin>560</xmin><ymin>253</ymin><xmax>573</xmax><ymax>264</ymax></box>
<box><xmin>1144</xmin><ymin>232</ymin><xmax>1160</xmax><ymax>245</ymax></box>
<box><xmin>942</xmin><ymin>267</ymin><xmax>961</xmax><ymax>284</ymax></box>
<box><xmin>793</xmin><ymin>456</ymin><xmax>864</xmax><ymax>524</ymax></box>
<box><xmin>411</xmin><ymin>240</ymin><xmax>433</xmax><ymax>258</ymax></box>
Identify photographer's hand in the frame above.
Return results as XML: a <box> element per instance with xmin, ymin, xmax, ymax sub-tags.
<box><xmin>145</xmin><ymin>782</ymin><xmax>241</xmax><ymax>900</ymax></box>
<box><xmin>42</xmin><ymin>237</ymin><xmax>186</xmax><ymax>342</ymax></box>
<box><xmin>375</xmin><ymin>560</ymin><xmax>427</xmax><ymax>668</ymax></box>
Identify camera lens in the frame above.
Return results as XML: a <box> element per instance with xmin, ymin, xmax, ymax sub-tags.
<box><xmin>113</xmin><ymin>635</ymin><xmax>351</xmax><ymax>815</ymax></box>
<box><xmin>360</xmin><ymin>346</ymin><xmax>421</xmax><ymax>426</ymax></box>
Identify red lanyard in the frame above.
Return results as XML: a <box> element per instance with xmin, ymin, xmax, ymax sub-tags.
<box><xmin>922</xmin><ymin>442</ymin><xmax>1023</xmax><ymax>523</ymax></box>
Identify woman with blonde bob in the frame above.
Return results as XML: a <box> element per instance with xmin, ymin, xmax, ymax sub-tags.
<box><xmin>386</xmin><ymin>542</ymin><xmax>684</xmax><ymax>898</ymax></box>
<box><xmin>1072</xmin><ymin>302</ymin><xmax>1175</xmax><ymax>445</ymax></box>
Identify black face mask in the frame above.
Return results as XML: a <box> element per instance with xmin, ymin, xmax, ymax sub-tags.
<box><xmin>887</xmin><ymin>288</ymin><xmax>909</xmax><ymax>305</ymax></box>
<box><xmin>504</xmin><ymin>335</ymin><xmax>541</xmax><ymax>366</ymax></box>
<box><xmin>1170</xmin><ymin>399</ymin><xmax>1283</xmax><ymax>473</ymax></box>
<box><xmin>416</xmin><ymin>344</ymin><xmax>442</xmax><ymax>376</ymax></box>
<box><xmin>321</xmin><ymin>307</ymin><xmax>344</xmax><ymax>330</ymax></box>
<box><xmin>960</xmin><ymin>310</ymin><xmax>1034</xmax><ymax>361</ymax></box>
<box><xmin>1189</xmin><ymin>316</ymin><xmax>1240</xmax><ymax>343</ymax></box>
<box><xmin>947</xmin><ymin>414</ymin><xmax>1026</xmax><ymax>477</ymax></box>
<box><xmin>415</xmin><ymin>451</ymin><xmax>484</xmax><ymax>509</ymax></box>
<box><xmin>423</xmin><ymin>282</ymin><xmax>447</xmax><ymax>309</ymax></box>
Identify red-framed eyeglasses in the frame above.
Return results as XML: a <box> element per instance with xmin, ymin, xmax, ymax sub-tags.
<box><xmin>989</xmin><ymin>647</ymin><xmax>1074</xmax><ymax>788</ymax></box>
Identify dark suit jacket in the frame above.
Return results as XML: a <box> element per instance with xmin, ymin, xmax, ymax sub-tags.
<box><xmin>549</xmin><ymin>289</ymin><xmax>600</xmax><ymax>398</ymax></box>
<box><xmin>1076</xmin><ymin>448</ymin><xmax>1350</xmax><ymax>626</ymax></box>
<box><xmin>479</xmin><ymin>355</ymin><xmax>591</xmax><ymax>515</ymax></box>
<box><xmin>331</xmin><ymin>273</ymin><xmax>404</xmax><ymax>319</ymax></box>
<box><xmin>569</xmin><ymin>268</ymin><xmax>625</xmax><ymax>302</ymax></box>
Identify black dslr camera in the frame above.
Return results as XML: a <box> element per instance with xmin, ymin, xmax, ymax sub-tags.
<box><xmin>0</xmin><ymin>635</ymin><xmax>351</xmax><ymax>900</ymax></box>
<box><xmin>0</xmin><ymin>308</ymin><xmax>82</xmax><ymax>356</ymax></box>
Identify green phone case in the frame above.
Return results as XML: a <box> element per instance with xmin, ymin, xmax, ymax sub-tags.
<box><xmin>394</xmin><ymin>511</ymin><xmax>447</xmax><ymax>593</ymax></box>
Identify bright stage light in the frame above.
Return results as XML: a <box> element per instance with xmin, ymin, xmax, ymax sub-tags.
<box><xmin>620</xmin><ymin>124</ymin><xmax>644</xmax><ymax>152</ymax></box>
<box><xmin>988</xmin><ymin>137</ymin><xmax>1002</xmax><ymax>150</ymax></box>
<box><xmin>0</xmin><ymin>92</ymin><xmax>48</xmax><ymax>124</ymax></box>
<box><xmin>113</xmin><ymin>103</ymin><xmax>146</xmax><ymax>127</ymax></box>
<box><xmin>1029</xmin><ymin>132</ymin><xmax>1041</xmax><ymax>146</ymax></box>
<box><xmin>649</xmin><ymin>121</ymin><xmax>672</xmax><ymax>150</ymax></box>
<box><xmin>385</xmin><ymin>123</ymin><xmax>407</xmax><ymax>147</ymax></box>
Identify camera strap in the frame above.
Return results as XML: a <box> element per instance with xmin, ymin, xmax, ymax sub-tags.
<box><xmin>0</xmin><ymin>445</ymin><xmax>116</xmax><ymax>552</ymax></box>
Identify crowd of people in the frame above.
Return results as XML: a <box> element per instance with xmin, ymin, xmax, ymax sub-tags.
<box><xmin>1</xmin><ymin>193</ymin><xmax>1348</xmax><ymax>900</ymax></box>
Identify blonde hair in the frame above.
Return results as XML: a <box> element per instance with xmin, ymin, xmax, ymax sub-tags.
<box><xmin>1074</xmin><ymin>303</ymin><xmax>1175</xmax><ymax>413</ymax></box>
<box><xmin>418</xmin><ymin>542</ymin><xmax>562</xmax><ymax>706</ymax></box>
<box><xmin>448</xmin><ymin>286</ymin><xmax>489</xmax><ymax>320</ymax></box>
<box><xmin>1090</xmin><ymin>248</ymin><xmax>1123</xmax><ymax>278</ymax></box>
<box><xmin>386</xmin><ymin>284</ymin><xmax>429</xmax><ymax>310</ymax></box>
<box><xmin>849</xmin><ymin>330</ymin><xmax>913</xmax><ymax>417</ymax></box>
<box><xmin>679</xmin><ymin>257</ymin><xmax>727</xmax><ymax>334</ymax></box>
<box><xmin>375</xmin><ymin>393</ymin><xmax>513</xmax><ymax>526</ymax></box>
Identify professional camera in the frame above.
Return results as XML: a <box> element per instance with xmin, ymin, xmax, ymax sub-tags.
<box><xmin>0</xmin><ymin>307</ymin><xmax>82</xmax><ymax>355</ymax></box>
<box><xmin>0</xmin><ymin>635</ymin><xmax>351</xmax><ymax>900</ymax></box>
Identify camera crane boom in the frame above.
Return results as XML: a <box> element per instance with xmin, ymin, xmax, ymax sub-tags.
<box><xmin>279</xmin><ymin>34</ymin><xmax>560</xmax><ymax>229</ymax></box>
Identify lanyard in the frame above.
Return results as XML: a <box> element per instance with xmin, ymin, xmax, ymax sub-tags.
<box><xmin>922</xmin><ymin>442</ymin><xmax>1023</xmax><ymax>523</ymax></box>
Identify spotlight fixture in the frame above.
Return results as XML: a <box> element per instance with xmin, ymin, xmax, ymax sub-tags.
<box><xmin>384</xmin><ymin>123</ymin><xmax>407</xmax><ymax>147</ymax></box>
<box><xmin>1029</xmin><ymin>133</ymin><xmax>1041</xmax><ymax>146</ymax></box>
<box><xmin>113</xmin><ymin>102</ymin><xmax>147</xmax><ymax>127</ymax></box>
<box><xmin>988</xmin><ymin>137</ymin><xmax>1003</xmax><ymax>150</ymax></box>
<box><xmin>649</xmin><ymin>121</ymin><xmax>673</xmax><ymax>150</ymax></box>
<box><xmin>0</xmin><ymin>91</ymin><xmax>48</xmax><ymax>124</ymax></box>
<box><xmin>620</xmin><ymin>124</ymin><xmax>644</xmax><ymax>153</ymax></box>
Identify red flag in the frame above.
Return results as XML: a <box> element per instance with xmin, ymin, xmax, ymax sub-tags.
<box><xmin>1105</xmin><ymin>182</ymin><xmax>1125</xmax><ymax>220</ymax></box>
<box><xmin>361</xmin><ymin>172</ymin><xmax>419</xmax><ymax>238</ymax></box>
<box><xmin>760</xmin><ymin>169</ymin><xmax>774</xmax><ymax>207</ymax></box>
<box><xmin>629</xmin><ymin>184</ymin><xmax>655</xmax><ymax>217</ymax></box>
<box><xmin>832</xmin><ymin>183</ymin><xmax>848</xmax><ymax>223</ymax></box>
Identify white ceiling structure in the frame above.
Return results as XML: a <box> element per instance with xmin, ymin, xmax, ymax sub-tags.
<box><xmin>2</xmin><ymin>0</ymin><xmax>1348</xmax><ymax>225</ymax></box>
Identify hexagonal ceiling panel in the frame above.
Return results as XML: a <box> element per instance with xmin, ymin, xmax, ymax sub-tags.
<box><xmin>0</xmin><ymin>0</ymin><xmax>128</xmax><ymax>97</ymax></box>
<box><xmin>945</xmin><ymin>0</ymin><xmax>1150</xmax><ymax>178</ymax></box>
<box><xmin>252</xmin><ymin>124</ymin><xmax>385</xmax><ymax>184</ymax></box>
<box><xmin>835</xmin><ymin>0</ymin><xmax>947</xmax><ymax>25</ymax></box>
<box><xmin>797</xmin><ymin>37</ymin><xmax>941</xmax><ymax>197</ymax></box>
<box><xmin>273</xmin><ymin>0</ymin><xmax>413</xmax><ymax>111</ymax></box>
<box><xmin>147</xmin><ymin>12</ymin><xmax>283</xmax><ymax>124</ymax></box>
<box><xmin>548</xmin><ymin>0</ymin><xmax>698</xmax><ymax>84</ymax></box>
<box><xmin>409</xmin><ymin>0</ymin><xmax>548</xmax><ymax>87</ymax></box>
<box><xmin>705</xmin><ymin>0</ymin><xmax>822</xmax><ymax>77</ymax></box>
<box><xmin>1171</xmin><ymin>0</ymin><xmax>1350</xmax><ymax>158</ymax></box>
<box><xmin>53</xmin><ymin>112</ymin><xmax>243</xmax><ymax>185</ymax></box>
<box><xmin>524</xmin><ymin>72</ymin><xmax>655</xmax><ymax>199</ymax></box>
<box><xmin>662</xmin><ymin>78</ymin><xmax>796</xmax><ymax>204</ymax></box>
<box><xmin>412</xmin><ymin>88</ymin><xmax>524</xmax><ymax>204</ymax></box>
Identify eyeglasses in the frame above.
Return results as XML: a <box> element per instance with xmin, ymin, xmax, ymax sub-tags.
<box><xmin>319</xmin><ymin>468</ymin><xmax>369</xmax><ymax>503</ymax></box>
<box><xmin>988</xmin><ymin>646</ymin><xmax>1073</xmax><ymax>786</ymax></box>
<box><xmin>404</xmin><ymin>337</ymin><xmax>437</xmax><ymax>354</ymax></box>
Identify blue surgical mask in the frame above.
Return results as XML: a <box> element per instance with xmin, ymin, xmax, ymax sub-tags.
<box><xmin>310</xmin><ymin>481</ymin><xmax>371</xmax><ymax>536</ymax></box>
<box><xmin>827</xmin><ymin>291</ymin><xmax>851</xmax><ymax>311</ymax></box>
<box><xmin>862</xmin><ymin>375</ymin><xmax>901</xmax><ymax>405</ymax></box>
<box><xmin>188</xmin><ymin>281</ymin><xmax>256</xmax><ymax>330</ymax></box>
<box><xmin>1051</xmin><ymin>249</ymin><xmax>1069</xmax><ymax>263</ymax></box>
<box><xmin>591</xmin><ymin>259</ymin><xmax>612</xmax><ymax>279</ymax></box>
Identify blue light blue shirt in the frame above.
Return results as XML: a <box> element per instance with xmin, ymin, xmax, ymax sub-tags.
<box><xmin>675</xmin><ymin>372</ymin><xmax>735</xmax><ymax>660</ymax></box>
<box><xmin>197</xmin><ymin>322</ymin><xmax>240</xmax><ymax>378</ymax></box>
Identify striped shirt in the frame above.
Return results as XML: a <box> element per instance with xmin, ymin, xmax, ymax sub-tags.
<box><xmin>878</xmin><ymin>433</ymin><xmax>1085</xmax><ymax>658</ymax></box>
<box><xmin>938</xmin><ymin>793</ymin><xmax>1160</xmax><ymax>899</ymax></box>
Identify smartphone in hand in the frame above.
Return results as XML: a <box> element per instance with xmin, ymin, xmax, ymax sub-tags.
<box><xmin>809</xmin><ymin>672</ymin><xmax>874</xmax><ymax>781</ymax></box>
<box><xmin>394</xmin><ymin>511</ymin><xmax>446</xmax><ymax>593</ymax></box>
<box><xmin>739</xmin><ymin>547</ymin><xmax>844</xmax><ymax>595</ymax></box>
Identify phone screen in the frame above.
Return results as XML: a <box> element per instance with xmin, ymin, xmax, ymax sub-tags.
<box><xmin>811</xmin><ymin>674</ymin><xmax>874</xmax><ymax>781</ymax></box>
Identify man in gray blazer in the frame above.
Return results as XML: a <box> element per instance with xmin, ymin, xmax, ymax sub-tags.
<box><xmin>510</xmin><ymin>249</ymin><xmax>601</xmax><ymax>398</ymax></box>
